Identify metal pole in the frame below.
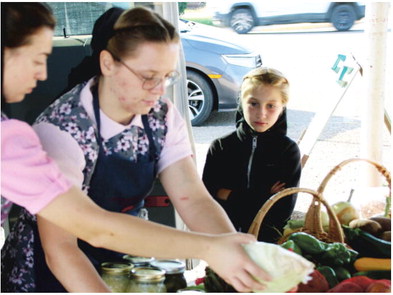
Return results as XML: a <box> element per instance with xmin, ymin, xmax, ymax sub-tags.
<box><xmin>156</xmin><ymin>2</ymin><xmax>196</xmax><ymax>269</ymax></box>
<box><xmin>361</xmin><ymin>2</ymin><xmax>390</xmax><ymax>186</ymax></box>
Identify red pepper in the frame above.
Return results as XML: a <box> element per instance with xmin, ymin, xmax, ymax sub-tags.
<box><xmin>297</xmin><ymin>269</ymin><xmax>329</xmax><ymax>292</ymax></box>
<box><xmin>327</xmin><ymin>276</ymin><xmax>391</xmax><ymax>293</ymax></box>
<box><xmin>328</xmin><ymin>281</ymin><xmax>364</xmax><ymax>293</ymax></box>
<box><xmin>343</xmin><ymin>276</ymin><xmax>373</xmax><ymax>290</ymax></box>
<box><xmin>195</xmin><ymin>277</ymin><xmax>205</xmax><ymax>285</ymax></box>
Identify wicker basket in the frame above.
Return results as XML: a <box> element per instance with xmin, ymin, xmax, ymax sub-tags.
<box><xmin>316</xmin><ymin>158</ymin><xmax>391</xmax><ymax>218</ymax></box>
<box><xmin>248</xmin><ymin>187</ymin><xmax>345</xmax><ymax>243</ymax></box>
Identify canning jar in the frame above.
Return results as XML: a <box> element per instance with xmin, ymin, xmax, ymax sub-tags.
<box><xmin>126</xmin><ymin>266</ymin><xmax>166</xmax><ymax>293</ymax></box>
<box><xmin>123</xmin><ymin>254</ymin><xmax>155</xmax><ymax>267</ymax></box>
<box><xmin>100</xmin><ymin>262</ymin><xmax>133</xmax><ymax>292</ymax></box>
<box><xmin>150</xmin><ymin>259</ymin><xmax>187</xmax><ymax>292</ymax></box>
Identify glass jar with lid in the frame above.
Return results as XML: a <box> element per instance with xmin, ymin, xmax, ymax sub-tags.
<box><xmin>126</xmin><ymin>266</ymin><xmax>166</xmax><ymax>293</ymax></box>
<box><xmin>150</xmin><ymin>259</ymin><xmax>187</xmax><ymax>292</ymax></box>
<box><xmin>123</xmin><ymin>254</ymin><xmax>155</xmax><ymax>267</ymax></box>
<box><xmin>100</xmin><ymin>262</ymin><xmax>133</xmax><ymax>292</ymax></box>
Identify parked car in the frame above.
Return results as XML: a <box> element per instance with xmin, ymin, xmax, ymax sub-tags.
<box><xmin>179</xmin><ymin>19</ymin><xmax>262</xmax><ymax>125</ymax></box>
<box><xmin>210</xmin><ymin>1</ymin><xmax>366</xmax><ymax>34</ymax></box>
<box><xmin>6</xmin><ymin>2</ymin><xmax>261</xmax><ymax>126</ymax></box>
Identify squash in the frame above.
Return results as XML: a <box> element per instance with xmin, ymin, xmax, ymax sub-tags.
<box><xmin>354</xmin><ymin>257</ymin><xmax>391</xmax><ymax>272</ymax></box>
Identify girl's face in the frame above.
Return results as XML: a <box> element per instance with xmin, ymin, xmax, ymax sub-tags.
<box><xmin>104</xmin><ymin>41</ymin><xmax>179</xmax><ymax>118</ymax></box>
<box><xmin>241</xmin><ymin>84</ymin><xmax>284</xmax><ymax>133</ymax></box>
<box><xmin>3</xmin><ymin>27</ymin><xmax>53</xmax><ymax>103</ymax></box>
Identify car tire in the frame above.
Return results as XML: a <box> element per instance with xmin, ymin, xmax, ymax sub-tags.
<box><xmin>230</xmin><ymin>8</ymin><xmax>255</xmax><ymax>34</ymax></box>
<box><xmin>331</xmin><ymin>4</ymin><xmax>356</xmax><ymax>31</ymax></box>
<box><xmin>187</xmin><ymin>70</ymin><xmax>214</xmax><ymax>126</ymax></box>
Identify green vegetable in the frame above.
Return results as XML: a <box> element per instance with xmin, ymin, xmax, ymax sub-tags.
<box><xmin>352</xmin><ymin>270</ymin><xmax>391</xmax><ymax>280</ymax></box>
<box><xmin>280</xmin><ymin>240</ymin><xmax>302</xmax><ymax>255</ymax></box>
<box><xmin>347</xmin><ymin>248</ymin><xmax>359</xmax><ymax>264</ymax></box>
<box><xmin>320</xmin><ymin>242</ymin><xmax>353</xmax><ymax>266</ymax></box>
<box><xmin>288</xmin><ymin>232</ymin><xmax>327</xmax><ymax>254</ymax></box>
<box><xmin>333</xmin><ymin>266</ymin><xmax>352</xmax><ymax>281</ymax></box>
<box><xmin>317</xmin><ymin>266</ymin><xmax>339</xmax><ymax>288</ymax></box>
<box><xmin>285</xmin><ymin>219</ymin><xmax>304</xmax><ymax>229</ymax></box>
<box><xmin>204</xmin><ymin>267</ymin><xmax>235</xmax><ymax>292</ymax></box>
<box><xmin>343</xmin><ymin>225</ymin><xmax>391</xmax><ymax>258</ymax></box>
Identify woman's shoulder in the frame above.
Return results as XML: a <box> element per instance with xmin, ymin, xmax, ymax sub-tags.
<box><xmin>2</xmin><ymin>119</ymin><xmax>44</xmax><ymax>160</ymax></box>
<box><xmin>1</xmin><ymin>119</ymin><xmax>36</xmax><ymax>139</ymax></box>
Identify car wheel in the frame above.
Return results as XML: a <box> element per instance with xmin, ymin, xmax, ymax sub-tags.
<box><xmin>187</xmin><ymin>71</ymin><xmax>214</xmax><ymax>126</ymax></box>
<box><xmin>331</xmin><ymin>4</ymin><xmax>356</xmax><ymax>31</ymax></box>
<box><xmin>230</xmin><ymin>8</ymin><xmax>255</xmax><ymax>34</ymax></box>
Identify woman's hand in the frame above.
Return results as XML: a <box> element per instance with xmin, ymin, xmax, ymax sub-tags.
<box><xmin>270</xmin><ymin>181</ymin><xmax>286</xmax><ymax>194</ymax></box>
<box><xmin>203</xmin><ymin>232</ymin><xmax>271</xmax><ymax>292</ymax></box>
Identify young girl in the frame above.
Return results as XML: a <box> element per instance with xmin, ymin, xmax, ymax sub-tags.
<box><xmin>203</xmin><ymin>67</ymin><xmax>302</xmax><ymax>242</ymax></box>
<box><xmin>1</xmin><ymin>6</ymin><xmax>270</xmax><ymax>292</ymax></box>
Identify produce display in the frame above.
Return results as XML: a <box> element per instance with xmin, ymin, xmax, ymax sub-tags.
<box><xmin>194</xmin><ymin>158</ymin><xmax>391</xmax><ymax>292</ymax></box>
<box><xmin>280</xmin><ymin>205</ymin><xmax>391</xmax><ymax>292</ymax></box>
<box><xmin>196</xmin><ymin>197</ymin><xmax>391</xmax><ymax>293</ymax></box>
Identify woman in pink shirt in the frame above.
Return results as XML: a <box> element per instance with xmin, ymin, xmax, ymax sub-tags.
<box><xmin>1</xmin><ymin>3</ymin><xmax>269</xmax><ymax>293</ymax></box>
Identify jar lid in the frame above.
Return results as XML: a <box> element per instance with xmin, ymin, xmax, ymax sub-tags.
<box><xmin>100</xmin><ymin>262</ymin><xmax>133</xmax><ymax>274</ymax></box>
<box><xmin>150</xmin><ymin>259</ymin><xmax>185</xmax><ymax>274</ymax></box>
<box><xmin>123</xmin><ymin>255</ymin><xmax>155</xmax><ymax>266</ymax></box>
<box><xmin>131</xmin><ymin>266</ymin><xmax>165</xmax><ymax>282</ymax></box>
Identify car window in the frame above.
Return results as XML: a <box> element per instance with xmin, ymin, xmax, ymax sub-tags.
<box><xmin>47</xmin><ymin>2</ymin><xmax>132</xmax><ymax>37</ymax></box>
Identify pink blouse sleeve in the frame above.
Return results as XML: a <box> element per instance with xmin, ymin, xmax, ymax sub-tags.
<box><xmin>156</xmin><ymin>99</ymin><xmax>193</xmax><ymax>174</ymax></box>
<box><xmin>1</xmin><ymin>119</ymin><xmax>72</xmax><ymax>214</ymax></box>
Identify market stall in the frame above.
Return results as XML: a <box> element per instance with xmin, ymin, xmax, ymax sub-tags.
<box><xmin>97</xmin><ymin>2</ymin><xmax>392</xmax><ymax>292</ymax></box>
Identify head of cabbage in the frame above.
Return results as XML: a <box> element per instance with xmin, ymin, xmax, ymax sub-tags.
<box><xmin>243</xmin><ymin>241</ymin><xmax>315</xmax><ymax>293</ymax></box>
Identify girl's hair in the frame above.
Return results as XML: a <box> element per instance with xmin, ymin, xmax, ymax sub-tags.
<box><xmin>241</xmin><ymin>67</ymin><xmax>290</xmax><ymax>105</ymax></box>
<box><xmin>107</xmin><ymin>6</ymin><xmax>180</xmax><ymax>60</ymax></box>
<box><xmin>1</xmin><ymin>2</ymin><xmax>55</xmax><ymax>48</ymax></box>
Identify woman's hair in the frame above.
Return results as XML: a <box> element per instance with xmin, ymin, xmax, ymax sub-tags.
<box><xmin>1</xmin><ymin>2</ymin><xmax>55</xmax><ymax>48</ymax></box>
<box><xmin>67</xmin><ymin>6</ymin><xmax>179</xmax><ymax>90</ymax></box>
<box><xmin>241</xmin><ymin>67</ymin><xmax>290</xmax><ymax>105</ymax></box>
<box><xmin>1</xmin><ymin>3</ymin><xmax>55</xmax><ymax>107</ymax></box>
<box><xmin>107</xmin><ymin>6</ymin><xmax>180</xmax><ymax>60</ymax></box>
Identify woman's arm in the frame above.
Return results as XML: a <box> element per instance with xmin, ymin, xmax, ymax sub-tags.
<box><xmin>37</xmin><ymin>216</ymin><xmax>110</xmax><ymax>292</ymax></box>
<box><xmin>38</xmin><ymin>186</ymin><xmax>270</xmax><ymax>292</ymax></box>
<box><xmin>160</xmin><ymin>156</ymin><xmax>235</xmax><ymax>234</ymax></box>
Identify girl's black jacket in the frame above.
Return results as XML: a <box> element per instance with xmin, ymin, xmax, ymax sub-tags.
<box><xmin>202</xmin><ymin>108</ymin><xmax>301</xmax><ymax>242</ymax></box>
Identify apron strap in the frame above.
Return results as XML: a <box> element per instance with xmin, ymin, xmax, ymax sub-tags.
<box><xmin>141</xmin><ymin>115</ymin><xmax>158</xmax><ymax>161</ymax></box>
<box><xmin>92</xmin><ymin>85</ymin><xmax>103</xmax><ymax>146</ymax></box>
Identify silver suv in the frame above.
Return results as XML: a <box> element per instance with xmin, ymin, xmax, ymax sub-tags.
<box><xmin>211</xmin><ymin>1</ymin><xmax>365</xmax><ymax>34</ymax></box>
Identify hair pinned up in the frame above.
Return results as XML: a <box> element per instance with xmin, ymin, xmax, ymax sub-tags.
<box><xmin>107</xmin><ymin>7</ymin><xmax>179</xmax><ymax>60</ymax></box>
<box><xmin>66</xmin><ymin>6</ymin><xmax>179</xmax><ymax>91</ymax></box>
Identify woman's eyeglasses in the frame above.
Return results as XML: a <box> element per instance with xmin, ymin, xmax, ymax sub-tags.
<box><xmin>111</xmin><ymin>53</ymin><xmax>180</xmax><ymax>90</ymax></box>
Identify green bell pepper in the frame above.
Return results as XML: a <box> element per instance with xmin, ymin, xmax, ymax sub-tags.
<box><xmin>280</xmin><ymin>239</ymin><xmax>302</xmax><ymax>255</ymax></box>
<box><xmin>320</xmin><ymin>243</ymin><xmax>353</xmax><ymax>266</ymax></box>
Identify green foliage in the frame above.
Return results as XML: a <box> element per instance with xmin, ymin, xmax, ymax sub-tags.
<box><xmin>178</xmin><ymin>2</ymin><xmax>188</xmax><ymax>15</ymax></box>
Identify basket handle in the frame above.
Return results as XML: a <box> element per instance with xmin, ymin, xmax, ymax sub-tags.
<box><xmin>248</xmin><ymin>187</ymin><xmax>344</xmax><ymax>243</ymax></box>
<box><xmin>317</xmin><ymin>157</ymin><xmax>391</xmax><ymax>194</ymax></box>
<box><xmin>316</xmin><ymin>158</ymin><xmax>391</xmax><ymax>217</ymax></box>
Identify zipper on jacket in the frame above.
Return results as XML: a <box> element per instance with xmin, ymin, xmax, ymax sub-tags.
<box><xmin>247</xmin><ymin>136</ymin><xmax>258</xmax><ymax>188</ymax></box>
